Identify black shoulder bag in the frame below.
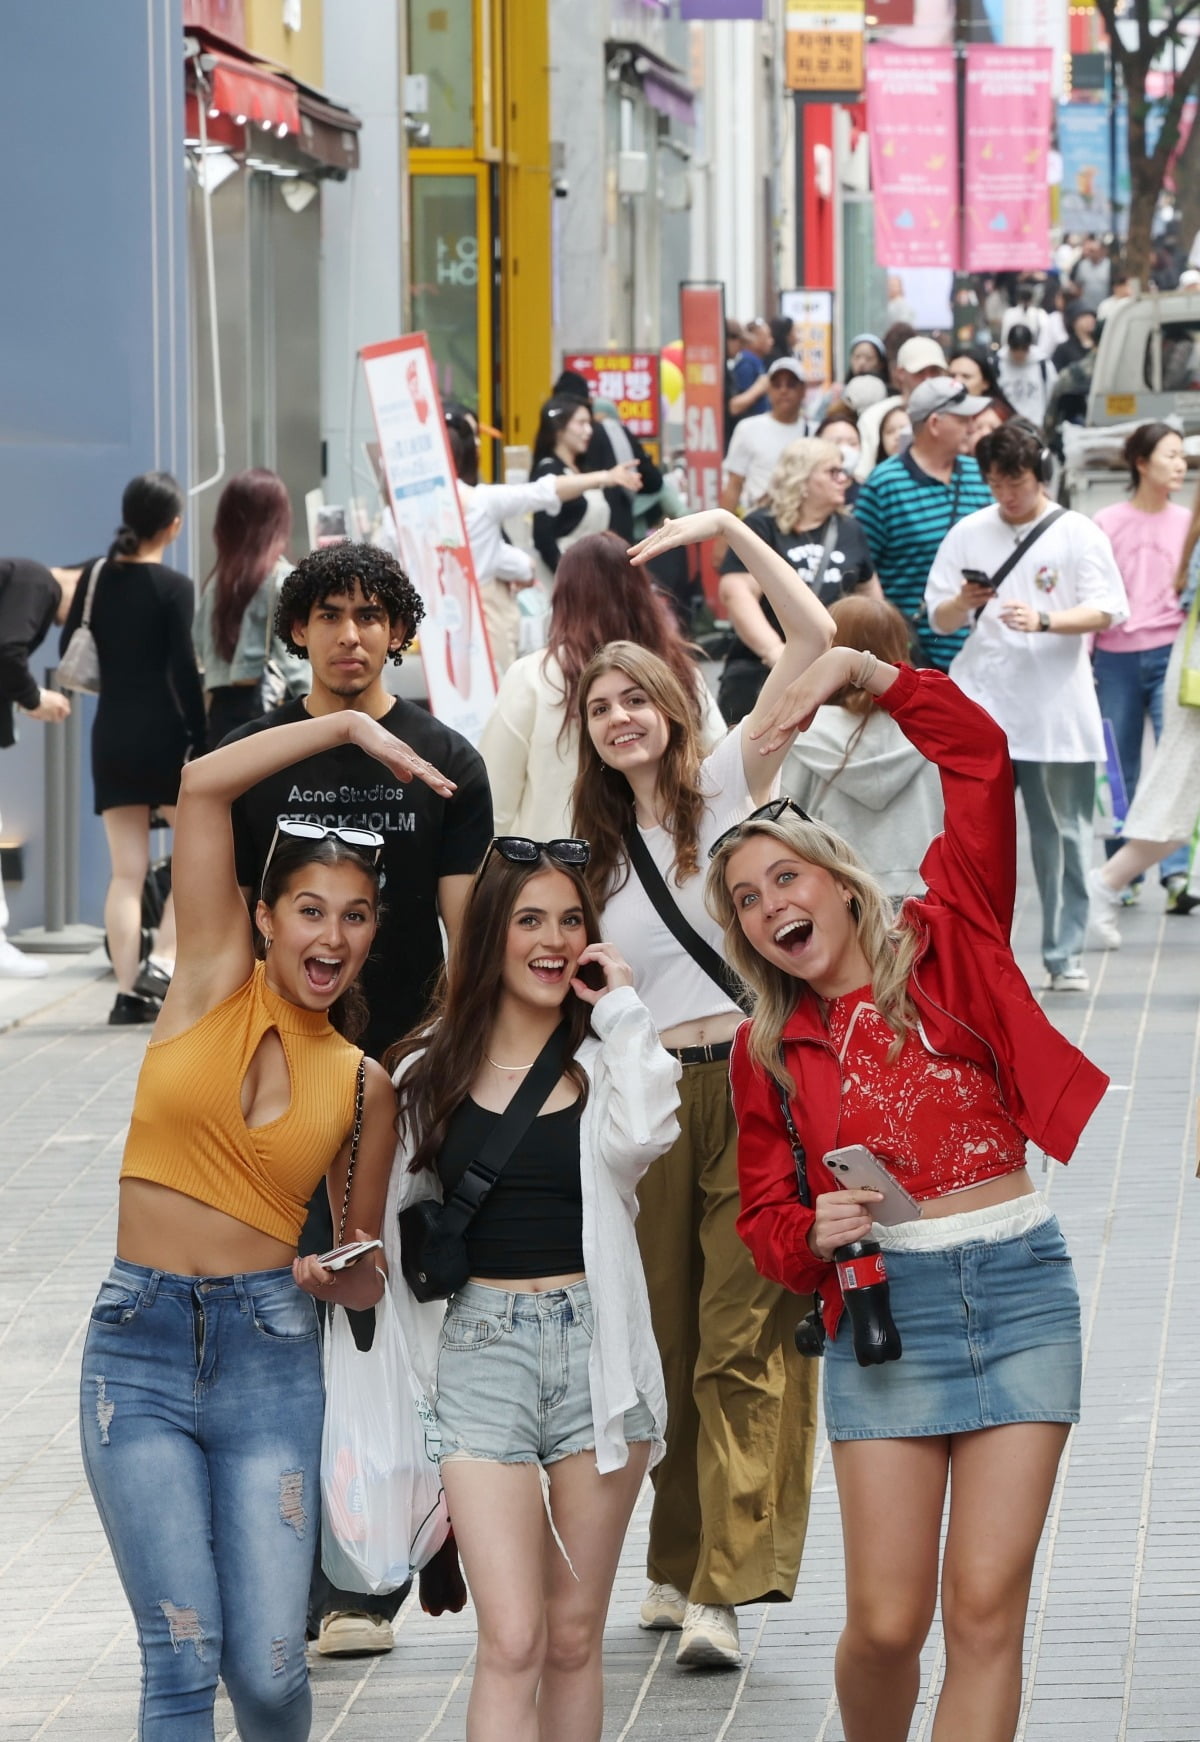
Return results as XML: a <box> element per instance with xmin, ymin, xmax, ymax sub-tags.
<box><xmin>398</xmin><ymin>1023</ymin><xmax>570</xmax><ymax>1303</ymax></box>
<box><xmin>623</xmin><ymin>825</ymin><xmax>752</xmax><ymax>1015</ymax></box>
<box><xmin>977</xmin><ymin>506</ymin><xmax>1066</xmax><ymax>598</ymax></box>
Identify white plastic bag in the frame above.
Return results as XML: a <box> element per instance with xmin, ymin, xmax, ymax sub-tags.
<box><xmin>320</xmin><ymin>1278</ymin><xmax>450</xmax><ymax>1594</ymax></box>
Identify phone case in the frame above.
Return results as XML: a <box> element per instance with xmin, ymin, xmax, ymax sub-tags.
<box><xmin>823</xmin><ymin>1145</ymin><xmax>922</xmax><ymax>1226</ymax></box>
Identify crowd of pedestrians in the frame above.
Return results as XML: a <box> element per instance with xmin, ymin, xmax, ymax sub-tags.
<box><xmin>0</xmin><ymin>273</ymin><xmax>1197</xmax><ymax>1742</ymax></box>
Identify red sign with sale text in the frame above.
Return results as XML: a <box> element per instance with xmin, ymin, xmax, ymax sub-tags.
<box><xmin>561</xmin><ymin>353</ymin><xmax>661</xmax><ymax>437</ymax></box>
<box><xmin>679</xmin><ymin>284</ymin><xmax>726</xmax><ymax>608</ymax></box>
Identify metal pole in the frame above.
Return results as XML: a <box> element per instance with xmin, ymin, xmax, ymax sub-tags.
<box><xmin>42</xmin><ymin>665</ymin><xmax>66</xmax><ymax>934</ymax></box>
<box><xmin>64</xmin><ymin>695</ymin><xmax>83</xmax><ymax>923</ymax></box>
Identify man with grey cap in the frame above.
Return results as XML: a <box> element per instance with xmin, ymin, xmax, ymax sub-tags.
<box><xmin>855</xmin><ymin>375</ymin><xmax>993</xmax><ymax>669</ymax></box>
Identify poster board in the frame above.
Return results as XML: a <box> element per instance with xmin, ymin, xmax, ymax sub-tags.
<box><xmin>359</xmin><ymin>335</ymin><xmax>497</xmax><ymax>743</ymax></box>
<box><xmin>561</xmin><ymin>352</ymin><xmax>661</xmax><ymax>439</ymax></box>
<box><xmin>679</xmin><ymin>283</ymin><xmax>726</xmax><ymax>611</ymax></box>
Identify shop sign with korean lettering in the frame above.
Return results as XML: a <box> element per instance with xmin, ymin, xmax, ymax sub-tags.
<box><xmin>561</xmin><ymin>353</ymin><xmax>661</xmax><ymax>438</ymax></box>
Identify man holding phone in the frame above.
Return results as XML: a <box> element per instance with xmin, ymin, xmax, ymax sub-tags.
<box><xmin>925</xmin><ymin>420</ymin><xmax>1128</xmax><ymax>991</ymax></box>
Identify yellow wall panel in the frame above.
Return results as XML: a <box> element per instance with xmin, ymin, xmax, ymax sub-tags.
<box><xmin>498</xmin><ymin>0</ymin><xmax>552</xmax><ymax>448</ymax></box>
<box><xmin>244</xmin><ymin>0</ymin><xmax>323</xmax><ymax>86</ymax></box>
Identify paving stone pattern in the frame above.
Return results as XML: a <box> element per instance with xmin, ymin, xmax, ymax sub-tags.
<box><xmin>1</xmin><ymin>876</ymin><xmax>1197</xmax><ymax>1741</ymax></box>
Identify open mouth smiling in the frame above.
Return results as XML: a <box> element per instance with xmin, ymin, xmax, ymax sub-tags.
<box><xmin>529</xmin><ymin>955</ymin><xmax>567</xmax><ymax>983</ymax></box>
<box><xmin>303</xmin><ymin>955</ymin><xmax>345</xmax><ymax>993</ymax></box>
<box><xmin>774</xmin><ymin>919</ymin><xmax>813</xmax><ymax>954</ymax></box>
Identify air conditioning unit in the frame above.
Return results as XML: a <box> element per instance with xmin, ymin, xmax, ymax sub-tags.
<box><xmin>618</xmin><ymin>150</ymin><xmax>649</xmax><ymax>196</ymax></box>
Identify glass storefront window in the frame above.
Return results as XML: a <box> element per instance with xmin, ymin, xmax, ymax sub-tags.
<box><xmin>410</xmin><ymin>175</ymin><xmax>481</xmax><ymax>411</ymax></box>
<box><xmin>408</xmin><ymin>5</ymin><xmax>475</xmax><ymax>150</ymax></box>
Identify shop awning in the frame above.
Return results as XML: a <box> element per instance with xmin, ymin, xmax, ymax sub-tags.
<box><xmin>185</xmin><ymin>29</ymin><xmax>361</xmax><ymax>175</ymax></box>
<box><xmin>605</xmin><ymin>39</ymin><xmax>696</xmax><ymax>126</ymax></box>
<box><xmin>200</xmin><ymin>46</ymin><xmax>300</xmax><ymax>136</ymax></box>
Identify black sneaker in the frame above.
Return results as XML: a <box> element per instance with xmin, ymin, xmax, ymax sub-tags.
<box><xmin>133</xmin><ymin>959</ymin><xmax>171</xmax><ymax>1001</ymax></box>
<box><xmin>109</xmin><ymin>992</ymin><xmax>161</xmax><ymax>1026</ymax></box>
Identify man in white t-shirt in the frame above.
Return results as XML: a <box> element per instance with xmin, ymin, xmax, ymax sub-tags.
<box><xmin>925</xmin><ymin>420</ymin><xmax>1129</xmax><ymax>992</ymax></box>
<box><xmin>720</xmin><ymin>358</ymin><xmax>807</xmax><ymax>511</ymax></box>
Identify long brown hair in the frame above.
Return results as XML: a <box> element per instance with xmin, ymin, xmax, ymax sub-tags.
<box><xmin>826</xmin><ymin>595</ymin><xmax>913</xmax><ymax>718</ymax></box>
<box><xmin>206</xmin><ymin>469</ymin><xmax>292</xmax><ymax>662</ymax></box>
<box><xmin>545</xmin><ymin>533</ymin><xmax>704</xmax><ymax>746</ymax></box>
<box><xmin>388</xmin><ymin>851</ymin><xmax>598</xmax><ymax>1172</ymax></box>
<box><xmin>1176</xmin><ymin>467</ymin><xmax>1200</xmax><ymax>593</ymax></box>
<box><xmin>705</xmin><ymin>815</ymin><xmax>919</xmax><ymax>1089</ymax></box>
<box><xmin>572</xmin><ymin>641</ymin><xmax>707</xmax><ymax>902</ymax></box>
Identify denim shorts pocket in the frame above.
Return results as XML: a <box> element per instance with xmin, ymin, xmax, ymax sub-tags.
<box><xmin>442</xmin><ymin>1309</ymin><xmax>506</xmax><ymax>1351</ymax></box>
<box><xmin>89</xmin><ymin>1281</ymin><xmax>143</xmax><ymax>1326</ymax></box>
<box><xmin>573</xmin><ymin>1295</ymin><xmax>595</xmax><ymax>1338</ymax></box>
<box><xmin>1022</xmin><ymin>1219</ymin><xmax>1071</xmax><ymax>1267</ymax></box>
<box><xmin>252</xmin><ymin>1287</ymin><xmax>319</xmax><ymax>1342</ymax></box>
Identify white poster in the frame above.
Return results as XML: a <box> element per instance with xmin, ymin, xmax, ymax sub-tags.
<box><xmin>359</xmin><ymin>335</ymin><xmax>497</xmax><ymax>743</ymax></box>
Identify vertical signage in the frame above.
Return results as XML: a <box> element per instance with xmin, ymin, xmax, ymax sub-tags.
<box><xmin>359</xmin><ymin>334</ymin><xmax>497</xmax><ymax>744</ymax></box>
<box><xmin>786</xmin><ymin>0</ymin><xmax>865</xmax><ymax>97</ymax></box>
<box><xmin>865</xmin><ymin>44</ymin><xmax>959</xmax><ymax>269</ymax></box>
<box><xmin>679</xmin><ymin>283</ymin><xmax>726</xmax><ymax>610</ymax></box>
<box><xmin>964</xmin><ymin>47</ymin><xmax>1053</xmax><ymax>271</ymax></box>
<box><xmin>781</xmin><ymin>288</ymin><xmax>835</xmax><ymax>388</ymax></box>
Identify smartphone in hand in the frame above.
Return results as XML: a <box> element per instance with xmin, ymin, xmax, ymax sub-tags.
<box><xmin>317</xmin><ymin>1237</ymin><xmax>384</xmax><ymax>1272</ymax></box>
<box><xmin>962</xmin><ymin>567</ymin><xmax>996</xmax><ymax>590</ymax></box>
<box><xmin>823</xmin><ymin>1145</ymin><xmax>922</xmax><ymax>1226</ymax></box>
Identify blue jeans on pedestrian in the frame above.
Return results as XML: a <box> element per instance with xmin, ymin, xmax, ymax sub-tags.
<box><xmin>80</xmin><ymin>1261</ymin><xmax>324</xmax><ymax>1741</ymax></box>
<box><xmin>1093</xmin><ymin>644</ymin><xmax>1190</xmax><ymax>880</ymax></box>
<box><xmin>1013</xmin><ymin>760</ymin><xmax>1096</xmax><ymax>975</ymax></box>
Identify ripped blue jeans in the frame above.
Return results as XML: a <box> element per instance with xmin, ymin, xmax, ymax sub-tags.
<box><xmin>79</xmin><ymin>1262</ymin><xmax>323</xmax><ymax>1741</ymax></box>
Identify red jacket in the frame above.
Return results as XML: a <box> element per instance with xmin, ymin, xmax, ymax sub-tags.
<box><xmin>730</xmin><ymin>663</ymin><xmax>1109</xmax><ymax>1337</ymax></box>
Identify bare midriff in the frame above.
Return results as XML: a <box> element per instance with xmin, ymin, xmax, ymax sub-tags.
<box><xmin>117</xmin><ymin>1178</ymin><xmax>298</xmax><ymax>1276</ymax></box>
<box><xmin>659</xmin><ymin>1011</ymin><xmax>742</xmax><ymax>1050</ymax></box>
<box><xmin>917</xmin><ymin>1166</ymin><xmax>1036</xmax><ymax>1219</ymax></box>
<box><xmin>468</xmin><ymin>1271</ymin><xmax>586</xmax><ymax>1294</ymax></box>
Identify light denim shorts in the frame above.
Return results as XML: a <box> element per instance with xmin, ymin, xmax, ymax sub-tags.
<box><xmin>434</xmin><ymin>1279</ymin><xmax>656</xmax><ymax>1466</ymax></box>
<box><xmin>823</xmin><ymin>1214</ymin><xmax>1082</xmax><ymax>1441</ymax></box>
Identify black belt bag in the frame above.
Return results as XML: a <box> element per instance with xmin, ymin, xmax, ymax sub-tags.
<box><xmin>398</xmin><ymin>1024</ymin><xmax>569</xmax><ymax>1303</ymax></box>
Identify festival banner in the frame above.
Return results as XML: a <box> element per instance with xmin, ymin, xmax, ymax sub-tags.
<box><xmin>679</xmin><ymin>283</ymin><xmax>726</xmax><ymax>610</ymax></box>
<box><xmin>560</xmin><ymin>352</ymin><xmax>661</xmax><ymax>438</ymax></box>
<box><xmin>964</xmin><ymin>46</ymin><xmax>1053</xmax><ymax>272</ymax></box>
<box><xmin>359</xmin><ymin>334</ymin><xmax>497</xmax><ymax>744</ymax></box>
<box><xmin>865</xmin><ymin>45</ymin><xmax>959</xmax><ymax>269</ymax></box>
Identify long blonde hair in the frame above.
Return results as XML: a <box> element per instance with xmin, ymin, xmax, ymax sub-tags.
<box><xmin>705</xmin><ymin>814</ymin><xmax>919</xmax><ymax>1091</ymax></box>
<box><xmin>768</xmin><ymin>437</ymin><xmax>842</xmax><ymax>531</ymax></box>
<box><xmin>572</xmin><ymin>640</ymin><xmax>705</xmax><ymax>902</ymax></box>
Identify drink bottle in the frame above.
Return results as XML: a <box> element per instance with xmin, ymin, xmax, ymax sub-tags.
<box><xmin>834</xmin><ymin>1239</ymin><xmax>902</xmax><ymax>1366</ymax></box>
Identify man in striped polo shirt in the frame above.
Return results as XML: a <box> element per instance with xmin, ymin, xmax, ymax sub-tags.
<box><xmin>856</xmin><ymin>376</ymin><xmax>993</xmax><ymax>668</ymax></box>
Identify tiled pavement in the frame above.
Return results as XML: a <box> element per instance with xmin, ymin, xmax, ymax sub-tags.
<box><xmin>1</xmin><ymin>873</ymin><xmax>1198</xmax><ymax>1742</ymax></box>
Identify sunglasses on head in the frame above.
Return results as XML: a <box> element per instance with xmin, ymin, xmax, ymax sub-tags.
<box><xmin>708</xmin><ymin>797</ymin><xmax>813</xmax><ymax>861</ymax></box>
<box><xmin>480</xmin><ymin>836</ymin><xmax>591</xmax><ymax>875</ymax></box>
<box><xmin>259</xmin><ymin>820</ymin><xmax>386</xmax><ymax>904</ymax></box>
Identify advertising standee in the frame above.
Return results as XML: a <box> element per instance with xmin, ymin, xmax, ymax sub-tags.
<box><xmin>359</xmin><ymin>335</ymin><xmax>497</xmax><ymax>745</ymax></box>
<box><xmin>679</xmin><ymin>283</ymin><xmax>726</xmax><ymax>610</ymax></box>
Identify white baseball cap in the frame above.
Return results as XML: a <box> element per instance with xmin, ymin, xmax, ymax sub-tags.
<box><xmin>896</xmin><ymin>336</ymin><xmax>948</xmax><ymax>374</ymax></box>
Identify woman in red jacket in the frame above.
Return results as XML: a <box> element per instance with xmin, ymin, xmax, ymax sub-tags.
<box><xmin>706</xmin><ymin>647</ymin><xmax>1108</xmax><ymax>1742</ymax></box>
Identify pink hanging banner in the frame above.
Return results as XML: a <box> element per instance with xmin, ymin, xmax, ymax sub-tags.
<box><xmin>964</xmin><ymin>46</ymin><xmax>1053</xmax><ymax>272</ymax></box>
<box><xmin>865</xmin><ymin>44</ymin><xmax>959</xmax><ymax>270</ymax></box>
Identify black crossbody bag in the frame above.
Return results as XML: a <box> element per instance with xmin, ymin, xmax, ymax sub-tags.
<box><xmin>976</xmin><ymin>507</ymin><xmax>1066</xmax><ymax>602</ymax></box>
<box><xmin>398</xmin><ymin>1023</ymin><xmax>570</xmax><ymax>1303</ymax></box>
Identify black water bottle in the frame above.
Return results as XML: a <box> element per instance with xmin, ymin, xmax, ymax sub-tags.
<box><xmin>834</xmin><ymin>1240</ymin><xmax>902</xmax><ymax>1366</ymax></box>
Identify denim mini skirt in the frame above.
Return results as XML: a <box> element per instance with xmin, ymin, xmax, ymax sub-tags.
<box><xmin>822</xmin><ymin>1207</ymin><xmax>1082</xmax><ymax>1441</ymax></box>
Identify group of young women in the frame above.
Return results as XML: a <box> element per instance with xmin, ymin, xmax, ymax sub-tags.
<box><xmin>82</xmin><ymin>504</ymin><xmax>1107</xmax><ymax>1742</ymax></box>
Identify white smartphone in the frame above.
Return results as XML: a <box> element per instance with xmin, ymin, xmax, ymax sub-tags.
<box><xmin>823</xmin><ymin>1145</ymin><xmax>922</xmax><ymax>1226</ymax></box>
<box><xmin>317</xmin><ymin>1237</ymin><xmax>384</xmax><ymax>1272</ymax></box>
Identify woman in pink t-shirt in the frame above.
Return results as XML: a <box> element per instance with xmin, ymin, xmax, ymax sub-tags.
<box><xmin>1093</xmin><ymin>422</ymin><xmax>1191</xmax><ymax>900</ymax></box>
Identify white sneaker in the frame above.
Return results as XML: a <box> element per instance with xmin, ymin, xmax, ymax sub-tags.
<box><xmin>675</xmin><ymin>1602</ymin><xmax>741</xmax><ymax>1669</ymax></box>
<box><xmin>639</xmin><ymin>1581</ymin><xmax>688</xmax><ymax>1631</ymax></box>
<box><xmin>1044</xmin><ymin>964</ymin><xmax>1090</xmax><ymax>993</ymax></box>
<box><xmin>1087</xmin><ymin>867</ymin><xmax>1122</xmax><ymax>950</ymax></box>
<box><xmin>314</xmin><ymin>1611</ymin><xmax>394</xmax><ymax>1656</ymax></box>
<box><xmin>0</xmin><ymin>939</ymin><xmax>49</xmax><ymax>979</ymax></box>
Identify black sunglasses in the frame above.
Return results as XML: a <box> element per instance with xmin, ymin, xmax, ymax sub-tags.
<box><xmin>480</xmin><ymin>836</ymin><xmax>592</xmax><ymax>875</ymax></box>
<box><xmin>708</xmin><ymin>797</ymin><xmax>813</xmax><ymax>861</ymax></box>
<box><xmin>259</xmin><ymin>819</ymin><xmax>385</xmax><ymax>903</ymax></box>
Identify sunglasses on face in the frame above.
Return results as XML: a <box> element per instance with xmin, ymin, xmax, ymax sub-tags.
<box><xmin>708</xmin><ymin>796</ymin><xmax>813</xmax><ymax>862</ymax></box>
<box><xmin>259</xmin><ymin>819</ymin><xmax>386</xmax><ymax>903</ymax></box>
<box><xmin>480</xmin><ymin>836</ymin><xmax>592</xmax><ymax>875</ymax></box>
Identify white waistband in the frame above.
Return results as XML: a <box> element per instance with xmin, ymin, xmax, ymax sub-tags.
<box><xmin>874</xmin><ymin>1193</ymin><xmax>1051</xmax><ymax>1252</ymax></box>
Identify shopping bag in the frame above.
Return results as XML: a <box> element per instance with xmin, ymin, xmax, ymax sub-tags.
<box><xmin>320</xmin><ymin>1278</ymin><xmax>450</xmax><ymax>1594</ymax></box>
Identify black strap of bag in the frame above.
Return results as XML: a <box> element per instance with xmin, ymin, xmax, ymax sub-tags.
<box><xmin>624</xmin><ymin>825</ymin><xmax>752</xmax><ymax>1015</ymax></box>
<box><xmin>981</xmin><ymin>506</ymin><xmax>1066</xmax><ymax>593</ymax></box>
<box><xmin>773</xmin><ymin>1077</ymin><xmax>812</xmax><ymax>1209</ymax></box>
<box><xmin>807</xmin><ymin>516</ymin><xmax>840</xmax><ymax>601</ymax></box>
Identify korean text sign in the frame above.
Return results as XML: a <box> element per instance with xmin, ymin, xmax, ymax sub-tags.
<box><xmin>964</xmin><ymin>46</ymin><xmax>1053</xmax><ymax>272</ymax></box>
<box><xmin>865</xmin><ymin>45</ymin><xmax>959</xmax><ymax>270</ymax></box>
<box><xmin>562</xmin><ymin>352</ymin><xmax>662</xmax><ymax>438</ymax></box>
<box><xmin>359</xmin><ymin>335</ymin><xmax>497</xmax><ymax>743</ymax></box>
<box><xmin>679</xmin><ymin>283</ymin><xmax>726</xmax><ymax>609</ymax></box>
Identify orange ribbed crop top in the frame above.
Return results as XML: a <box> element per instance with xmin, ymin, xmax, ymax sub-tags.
<box><xmin>120</xmin><ymin>962</ymin><xmax>364</xmax><ymax>1244</ymax></box>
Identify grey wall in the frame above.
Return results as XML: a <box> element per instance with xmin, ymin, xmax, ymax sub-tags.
<box><xmin>0</xmin><ymin>0</ymin><xmax>189</xmax><ymax>930</ymax></box>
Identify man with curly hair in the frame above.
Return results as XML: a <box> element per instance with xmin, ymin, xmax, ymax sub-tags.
<box><xmin>219</xmin><ymin>542</ymin><xmax>492</xmax><ymax>1653</ymax></box>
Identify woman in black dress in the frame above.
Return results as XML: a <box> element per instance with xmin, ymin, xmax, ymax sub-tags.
<box><xmin>60</xmin><ymin>472</ymin><xmax>206</xmax><ymax>1025</ymax></box>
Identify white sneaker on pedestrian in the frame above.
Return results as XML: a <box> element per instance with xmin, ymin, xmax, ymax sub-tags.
<box><xmin>1044</xmin><ymin>964</ymin><xmax>1090</xmax><ymax>993</ymax></box>
<box><xmin>675</xmin><ymin>1602</ymin><xmax>741</xmax><ymax>1669</ymax></box>
<box><xmin>314</xmin><ymin>1611</ymin><xmax>394</xmax><ymax>1655</ymax></box>
<box><xmin>1087</xmin><ymin>867</ymin><xmax>1122</xmax><ymax>950</ymax></box>
<box><xmin>639</xmin><ymin>1581</ymin><xmax>688</xmax><ymax>1631</ymax></box>
<box><xmin>0</xmin><ymin>939</ymin><xmax>49</xmax><ymax>979</ymax></box>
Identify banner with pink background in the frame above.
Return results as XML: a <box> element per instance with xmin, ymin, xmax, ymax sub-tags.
<box><xmin>964</xmin><ymin>46</ymin><xmax>1053</xmax><ymax>272</ymax></box>
<box><xmin>865</xmin><ymin>45</ymin><xmax>959</xmax><ymax>270</ymax></box>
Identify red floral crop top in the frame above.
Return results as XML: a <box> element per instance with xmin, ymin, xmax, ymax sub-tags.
<box><xmin>825</xmin><ymin>987</ymin><xmax>1027</xmax><ymax>1201</ymax></box>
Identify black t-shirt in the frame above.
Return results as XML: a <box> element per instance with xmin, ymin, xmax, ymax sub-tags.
<box><xmin>225</xmin><ymin>696</ymin><xmax>493</xmax><ymax>1060</ymax></box>
<box><xmin>438</xmin><ymin>1097</ymin><xmax>584</xmax><ymax>1278</ymax></box>
<box><xmin>720</xmin><ymin>508</ymin><xmax>872</xmax><ymax>668</ymax></box>
<box><xmin>0</xmin><ymin>559</ymin><xmax>60</xmax><ymax>747</ymax></box>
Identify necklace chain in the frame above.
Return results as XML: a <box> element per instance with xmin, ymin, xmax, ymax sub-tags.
<box><xmin>485</xmin><ymin>1051</ymin><xmax>536</xmax><ymax>1072</ymax></box>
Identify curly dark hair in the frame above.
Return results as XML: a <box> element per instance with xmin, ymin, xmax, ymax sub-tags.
<box><xmin>274</xmin><ymin>542</ymin><xmax>426</xmax><ymax>665</ymax></box>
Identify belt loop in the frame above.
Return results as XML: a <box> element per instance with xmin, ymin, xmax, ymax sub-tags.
<box><xmin>233</xmin><ymin>1273</ymin><xmax>249</xmax><ymax>1312</ymax></box>
<box><xmin>143</xmin><ymin>1270</ymin><xmax>162</xmax><ymax>1307</ymax></box>
<box><xmin>504</xmin><ymin>1290</ymin><xmax>516</xmax><ymax>1331</ymax></box>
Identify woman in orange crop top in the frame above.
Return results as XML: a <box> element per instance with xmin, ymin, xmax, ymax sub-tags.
<box><xmin>707</xmin><ymin>648</ymin><xmax>1108</xmax><ymax>1742</ymax></box>
<box><xmin>79</xmin><ymin>706</ymin><xmax>455</xmax><ymax>1742</ymax></box>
